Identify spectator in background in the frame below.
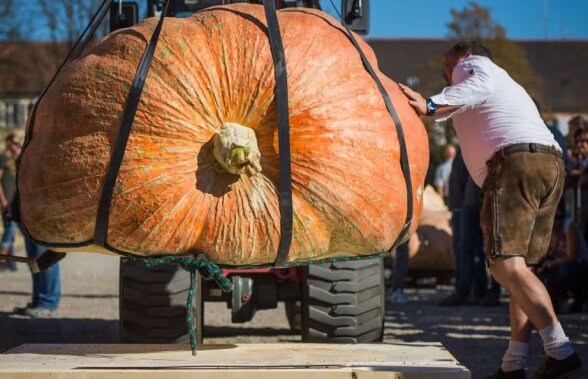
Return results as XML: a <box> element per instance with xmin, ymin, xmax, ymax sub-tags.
<box><xmin>461</xmin><ymin>176</ymin><xmax>501</xmax><ymax>307</ymax></box>
<box><xmin>571</xmin><ymin>149</ymin><xmax>588</xmax><ymax>312</ymax></box>
<box><xmin>434</xmin><ymin>144</ymin><xmax>456</xmax><ymax>204</ymax></box>
<box><xmin>440</xmin><ymin>150</ymin><xmax>500</xmax><ymax>306</ymax></box>
<box><xmin>570</xmin><ymin>128</ymin><xmax>588</xmax><ymax>173</ymax></box>
<box><xmin>12</xmin><ymin>235</ymin><xmax>61</xmax><ymax>318</ymax></box>
<box><xmin>3</xmin><ymin>135</ymin><xmax>61</xmax><ymax>318</ymax></box>
<box><xmin>0</xmin><ymin>134</ymin><xmax>21</xmax><ymax>272</ymax></box>
<box><xmin>439</xmin><ymin>148</ymin><xmax>467</xmax><ymax>306</ymax></box>
<box><xmin>538</xmin><ymin>203</ymin><xmax>586</xmax><ymax>313</ymax></box>
<box><xmin>546</xmin><ymin>121</ymin><xmax>573</xmax><ymax>172</ymax></box>
<box><xmin>388</xmin><ymin>241</ymin><xmax>410</xmax><ymax>304</ymax></box>
<box><xmin>567</xmin><ymin>115</ymin><xmax>588</xmax><ymax>147</ymax></box>
<box><xmin>532</xmin><ymin>99</ymin><xmax>573</xmax><ymax>172</ymax></box>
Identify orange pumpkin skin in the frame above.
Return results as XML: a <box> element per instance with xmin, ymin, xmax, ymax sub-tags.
<box><xmin>19</xmin><ymin>4</ymin><xmax>429</xmax><ymax>265</ymax></box>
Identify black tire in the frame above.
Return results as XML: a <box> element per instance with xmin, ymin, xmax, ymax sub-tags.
<box><xmin>301</xmin><ymin>257</ymin><xmax>385</xmax><ymax>343</ymax></box>
<box><xmin>119</xmin><ymin>258</ymin><xmax>204</xmax><ymax>343</ymax></box>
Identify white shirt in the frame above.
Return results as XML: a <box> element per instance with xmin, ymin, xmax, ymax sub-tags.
<box><xmin>430</xmin><ymin>55</ymin><xmax>559</xmax><ymax>187</ymax></box>
<box><xmin>433</xmin><ymin>158</ymin><xmax>453</xmax><ymax>197</ymax></box>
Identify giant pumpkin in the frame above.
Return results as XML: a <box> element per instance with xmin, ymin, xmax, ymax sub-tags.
<box><xmin>18</xmin><ymin>4</ymin><xmax>429</xmax><ymax>266</ymax></box>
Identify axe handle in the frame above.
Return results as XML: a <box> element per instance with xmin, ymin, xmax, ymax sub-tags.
<box><xmin>0</xmin><ymin>250</ymin><xmax>66</xmax><ymax>273</ymax></box>
<box><xmin>0</xmin><ymin>255</ymin><xmax>31</xmax><ymax>264</ymax></box>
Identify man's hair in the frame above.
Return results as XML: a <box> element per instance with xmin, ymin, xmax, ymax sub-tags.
<box><xmin>446</xmin><ymin>41</ymin><xmax>493</xmax><ymax>61</ymax></box>
<box><xmin>569</xmin><ymin>115</ymin><xmax>588</xmax><ymax>129</ymax></box>
<box><xmin>5</xmin><ymin>133</ymin><xmax>17</xmax><ymax>143</ymax></box>
<box><xmin>442</xmin><ymin>144</ymin><xmax>456</xmax><ymax>160</ymax></box>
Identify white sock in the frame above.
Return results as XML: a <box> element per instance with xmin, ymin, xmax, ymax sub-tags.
<box><xmin>538</xmin><ymin>322</ymin><xmax>575</xmax><ymax>360</ymax></box>
<box><xmin>501</xmin><ymin>340</ymin><xmax>529</xmax><ymax>372</ymax></box>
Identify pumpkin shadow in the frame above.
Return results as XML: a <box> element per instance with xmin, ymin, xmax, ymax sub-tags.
<box><xmin>207</xmin><ymin>8</ymin><xmax>268</xmax><ymax>36</ymax></box>
<box><xmin>196</xmin><ymin>139</ymin><xmax>239</xmax><ymax>197</ymax></box>
<box><xmin>90</xmin><ymin>29</ymin><xmax>148</xmax><ymax>59</ymax></box>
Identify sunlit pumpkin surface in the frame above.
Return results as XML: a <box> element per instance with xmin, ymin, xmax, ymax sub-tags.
<box><xmin>19</xmin><ymin>4</ymin><xmax>429</xmax><ymax>265</ymax></box>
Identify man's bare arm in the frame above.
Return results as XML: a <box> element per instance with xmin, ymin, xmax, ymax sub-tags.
<box><xmin>398</xmin><ymin>83</ymin><xmax>461</xmax><ymax>117</ymax></box>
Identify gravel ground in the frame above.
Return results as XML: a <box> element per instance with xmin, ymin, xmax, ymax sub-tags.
<box><xmin>0</xmin><ymin>251</ymin><xmax>586</xmax><ymax>379</ymax></box>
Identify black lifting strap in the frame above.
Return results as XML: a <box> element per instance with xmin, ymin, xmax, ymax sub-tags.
<box><xmin>354</xmin><ymin>40</ymin><xmax>414</xmax><ymax>251</ymax></box>
<box><xmin>328</xmin><ymin>0</ymin><xmax>414</xmax><ymax>251</ymax></box>
<box><xmin>263</xmin><ymin>0</ymin><xmax>294</xmax><ymax>268</ymax></box>
<box><xmin>94</xmin><ymin>0</ymin><xmax>171</xmax><ymax>247</ymax></box>
<box><xmin>14</xmin><ymin>0</ymin><xmax>111</xmax><ymax>225</ymax></box>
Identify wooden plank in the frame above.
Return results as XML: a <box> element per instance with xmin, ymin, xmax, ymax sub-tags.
<box><xmin>0</xmin><ymin>343</ymin><xmax>470</xmax><ymax>379</ymax></box>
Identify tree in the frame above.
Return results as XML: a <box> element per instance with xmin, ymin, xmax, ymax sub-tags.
<box><xmin>0</xmin><ymin>0</ymin><xmax>23</xmax><ymax>41</ymax></box>
<box><xmin>0</xmin><ymin>1</ymin><xmax>108</xmax><ymax>109</ymax></box>
<box><xmin>417</xmin><ymin>1</ymin><xmax>542</xmax><ymax>182</ymax></box>
<box><xmin>0</xmin><ymin>0</ymin><xmax>24</xmax><ymax>98</ymax></box>
<box><xmin>36</xmin><ymin>0</ymin><xmax>109</xmax><ymax>65</ymax></box>
<box><xmin>447</xmin><ymin>1</ymin><xmax>541</xmax><ymax>99</ymax></box>
<box><xmin>447</xmin><ymin>1</ymin><xmax>506</xmax><ymax>40</ymax></box>
<box><xmin>37</xmin><ymin>0</ymin><xmax>108</xmax><ymax>48</ymax></box>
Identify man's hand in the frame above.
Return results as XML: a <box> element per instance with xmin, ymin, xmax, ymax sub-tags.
<box><xmin>399</xmin><ymin>83</ymin><xmax>427</xmax><ymax>116</ymax></box>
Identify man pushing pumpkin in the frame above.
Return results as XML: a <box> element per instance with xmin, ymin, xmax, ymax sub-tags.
<box><xmin>400</xmin><ymin>41</ymin><xmax>582</xmax><ymax>379</ymax></box>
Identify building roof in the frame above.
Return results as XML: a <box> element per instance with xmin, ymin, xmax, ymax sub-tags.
<box><xmin>518</xmin><ymin>39</ymin><xmax>588</xmax><ymax>113</ymax></box>
<box><xmin>366</xmin><ymin>38</ymin><xmax>588</xmax><ymax>113</ymax></box>
<box><xmin>0</xmin><ymin>41</ymin><xmax>69</xmax><ymax>98</ymax></box>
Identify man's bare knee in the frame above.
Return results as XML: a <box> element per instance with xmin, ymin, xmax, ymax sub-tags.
<box><xmin>489</xmin><ymin>265</ymin><xmax>509</xmax><ymax>290</ymax></box>
<box><xmin>489</xmin><ymin>256</ymin><xmax>527</xmax><ymax>289</ymax></box>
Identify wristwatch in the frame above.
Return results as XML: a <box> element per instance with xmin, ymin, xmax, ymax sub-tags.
<box><xmin>426</xmin><ymin>98</ymin><xmax>438</xmax><ymax>116</ymax></box>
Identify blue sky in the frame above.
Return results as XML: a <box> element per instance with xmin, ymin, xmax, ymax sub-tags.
<box><xmin>321</xmin><ymin>0</ymin><xmax>588</xmax><ymax>40</ymax></box>
<box><xmin>14</xmin><ymin>0</ymin><xmax>588</xmax><ymax>41</ymax></box>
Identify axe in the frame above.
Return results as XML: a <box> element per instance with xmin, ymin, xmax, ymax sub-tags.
<box><xmin>0</xmin><ymin>250</ymin><xmax>66</xmax><ymax>273</ymax></box>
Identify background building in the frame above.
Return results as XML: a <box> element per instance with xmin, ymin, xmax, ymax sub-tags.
<box><xmin>0</xmin><ymin>41</ymin><xmax>67</xmax><ymax>129</ymax></box>
<box><xmin>368</xmin><ymin>38</ymin><xmax>588</xmax><ymax>134</ymax></box>
<box><xmin>0</xmin><ymin>39</ymin><xmax>587</xmax><ymax>131</ymax></box>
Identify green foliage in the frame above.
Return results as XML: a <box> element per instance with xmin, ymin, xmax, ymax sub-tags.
<box><xmin>447</xmin><ymin>1</ymin><xmax>506</xmax><ymax>40</ymax></box>
<box><xmin>418</xmin><ymin>1</ymin><xmax>542</xmax><ymax>175</ymax></box>
<box><xmin>484</xmin><ymin>39</ymin><xmax>542</xmax><ymax>100</ymax></box>
<box><xmin>446</xmin><ymin>1</ymin><xmax>541</xmax><ymax>99</ymax></box>
<box><xmin>422</xmin><ymin>118</ymin><xmax>457</xmax><ymax>186</ymax></box>
<box><xmin>0</xmin><ymin>0</ymin><xmax>22</xmax><ymax>41</ymax></box>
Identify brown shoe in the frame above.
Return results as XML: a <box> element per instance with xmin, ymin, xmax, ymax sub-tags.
<box><xmin>485</xmin><ymin>368</ymin><xmax>526</xmax><ymax>379</ymax></box>
<box><xmin>0</xmin><ymin>246</ymin><xmax>9</xmax><ymax>255</ymax></box>
<box><xmin>531</xmin><ymin>353</ymin><xmax>582</xmax><ymax>379</ymax></box>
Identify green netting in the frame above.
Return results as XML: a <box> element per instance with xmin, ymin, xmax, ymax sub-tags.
<box><xmin>133</xmin><ymin>252</ymin><xmax>387</xmax><ymax>355</ymax></box>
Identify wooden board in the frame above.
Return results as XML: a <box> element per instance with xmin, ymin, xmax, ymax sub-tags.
<box><xmin>0</xmin><ymin>343</ymin><xmax>470</xmax><ymax>379</ymax></box>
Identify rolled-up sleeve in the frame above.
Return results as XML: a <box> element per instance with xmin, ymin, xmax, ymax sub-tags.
<box><xmin>430</xmin><ymin>56</ymin><xmax>495</xmax><ymax>122</ymax></box>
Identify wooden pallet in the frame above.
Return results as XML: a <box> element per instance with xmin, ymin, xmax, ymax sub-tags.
<box><xmin>0</xmin><ymin>343</ymin><xmax>470</xmax><ymax>378</ymax></box>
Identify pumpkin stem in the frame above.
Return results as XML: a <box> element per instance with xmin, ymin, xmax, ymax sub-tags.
<box><xmin>213</xmin><ymin>122</ymin><xmax>262</xmax><ymax>177</ymax></box>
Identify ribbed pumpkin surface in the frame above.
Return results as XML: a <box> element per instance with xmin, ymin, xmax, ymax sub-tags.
<box><xmin>19</xmin><ymin>4</ymin><xmax>429</xmax><ymax>265</ymax></box>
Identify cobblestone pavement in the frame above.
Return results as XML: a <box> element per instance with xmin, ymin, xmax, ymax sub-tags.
<box><xmin>0</xmin><ymin>252</ymin><xmax>586</xmax><ymax>379</ymax></box>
